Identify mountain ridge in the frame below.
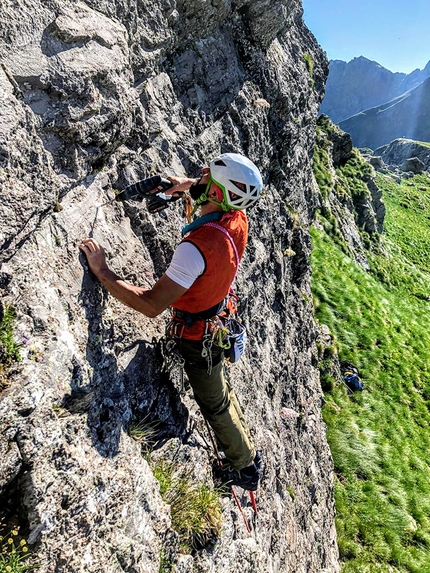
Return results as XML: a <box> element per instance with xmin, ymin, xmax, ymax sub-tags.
<box><xmin>321</xmin><ymin>56</ymin><xmax>430</xmax><ymax>124</ymax></box>
<box><xmin>339</xmin><ymin>76</ymin><xmax>430</xmax><ymax>149</ymax></box>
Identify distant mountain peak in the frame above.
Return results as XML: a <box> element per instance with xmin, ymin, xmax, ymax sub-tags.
<box><xmin>339</xmin><ymin>75</ymin><xmax>430</xmax><ymax>149</ymax></box>
<box><xmin>321</xmin><ymin>56</ymin><xmax>430</xmax><ymax>124</ymax></box>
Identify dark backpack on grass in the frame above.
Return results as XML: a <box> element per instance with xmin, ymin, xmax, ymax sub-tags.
<box><xmin>343</xmin><ymin>372</ymin><xmax>363</xmax><ymax>392</ymax></box>
<box><xmin>341</xmin><ymin>361</ymin><xmax>364</xmax><ymax>392</ymax></box>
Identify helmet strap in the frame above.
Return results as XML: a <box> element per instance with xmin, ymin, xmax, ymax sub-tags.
<box><xmin>190</xmin><ymin>179</ymin><xmax>230</xmax><ymax>215</ymax></box>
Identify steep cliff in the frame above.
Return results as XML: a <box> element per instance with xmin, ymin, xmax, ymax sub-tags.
<box><xmin>0</xmin><ymin>1</ymin><xmax>338</xmax><ymax>572</ymax></box>
<box><xmin>312</xmin><ymin>116</ymin><xmax>385</xmax><ymax>270</ymax></box>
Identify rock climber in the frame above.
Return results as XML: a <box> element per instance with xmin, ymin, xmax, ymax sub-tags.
<box><xmin>79</xmin><ymin>153</ymin><xmax>263</xmax><ymax>490</ymax></box>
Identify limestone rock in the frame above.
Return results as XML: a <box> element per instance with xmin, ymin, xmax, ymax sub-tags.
<box><xmin>374</xmin><ymin>138</ymin><xmax>430</xmax><ymax>172</ymax></box>
<box><xmin>0</xmin><ymin>1</ymin><xmax>339</xmax><ymax>572</ymax></box>
<box><xmin>375</xmin><ymin>139</ymin><xmax>430</xmax><ymax>171</ymax></box>
<box><xmin>369</xmin><ymin>155</ymin><xmax>384</xmax><ymax>169</ymax></box>
<box><xmin>329</xmin><ymin>124</ymin><xmax>353</xmax><ymax>165</ymax></box>
<box><xmin>401</xmin><ymin>157</ymin><xmax>425</xmax><ymax>174</ymax></box>
<box><xmin>0</xmin><ymin>432</ymin><xmax>22</xmax><ymax>496</ymax></box>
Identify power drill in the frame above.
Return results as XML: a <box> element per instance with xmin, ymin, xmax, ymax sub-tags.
<box><xmin>115</xmin><ymin>175</ymin><xmax>182</xmax><ymax>213</ymax></box>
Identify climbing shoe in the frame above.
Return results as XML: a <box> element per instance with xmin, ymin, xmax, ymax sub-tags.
<box><xmin>214</xmin><ymin>451</ymin><xmax>263</xmax><ymax>491</ymax></box>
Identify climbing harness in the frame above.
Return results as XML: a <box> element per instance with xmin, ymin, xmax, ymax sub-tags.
<box><xmin>167</xmin><ymin>292</ymin><xmax>245</xmax><ymax>375</ymax></box>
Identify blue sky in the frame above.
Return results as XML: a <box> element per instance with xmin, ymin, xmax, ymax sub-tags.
<box><xmin>302</xmin><ymin>0</ymin><xmax>430</xmax><ymax>74</ymax></box>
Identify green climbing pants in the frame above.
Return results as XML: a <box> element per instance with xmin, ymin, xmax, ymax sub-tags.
<box><xmin>177</xmin><ymin>338</ymin><xmax>255</xmax><ymax>470</ymax></box>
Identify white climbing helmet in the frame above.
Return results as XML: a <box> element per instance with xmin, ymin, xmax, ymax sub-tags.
<box><xmin>208</xmin><ymin>153</ymin><xmax>263</xmax><ymax>211</ymax></box>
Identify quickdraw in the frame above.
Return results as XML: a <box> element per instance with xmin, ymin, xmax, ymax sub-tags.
<box><xmin>200</xmin><ymin>316</ymin><xmax>232</xmax><ymax>374</ymax></box>
<box><xmin>158</xmin><ymin>336</ymin><xmax>186</xmax><ymax>394</ymax></box>
<box><xmin>182</xmin><ymin>194</ymin><xmax>193</xmax><ymax>224</ymax></box>
<box><xmin>201</xmin><ymin>332</ymin><xmax>214</xmax><ymax>374</ymax></box>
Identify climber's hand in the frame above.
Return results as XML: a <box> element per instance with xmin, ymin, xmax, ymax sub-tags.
<box><xmin>79</xmin><ymin>238</ymin><xmax>108</xmax><ymax>276</ymax></box>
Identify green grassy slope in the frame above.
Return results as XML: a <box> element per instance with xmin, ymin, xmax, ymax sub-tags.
<box><xmin>311</xmin><ymin>170</ymin><xmax>430</xmax><ymax>572</ymax></box>
<box><xmin>375</xmin><ymin>173</ymin><xmax>430</xmax><ymax>275</ymax></box>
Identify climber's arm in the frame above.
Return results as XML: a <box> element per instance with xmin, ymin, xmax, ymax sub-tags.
<box><xmin>79</xmin><ymin>238</ymin><xmax>187</xmax><ymax>318</ymax></box>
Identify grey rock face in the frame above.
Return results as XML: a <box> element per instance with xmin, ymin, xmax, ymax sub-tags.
<box><xmin>375</xmin><ymin>138</ymin><xmax>430</xmax><ymax>172</ymax></box>
<box><xmin>365</xmin><ymin>178</ymin><xmax>386</xmax><ymax>233</ymax></box>
<box><xmin>0</xmin><ymin>1</ymin><xmax>338</xmax><ymax>572</ymax></box>
<box><xmin>0</xmin><ymin>65</ymin><xmax>57</xmax><ymax>258</ymax></box>
<box><xmin>401</xmin><ymin>157</ymin><xmax>425</xmax><ymax>174</ymax></box>
<box><xmin>369</xmin><ymin>156</ymin><xmax>384</xmax><ymax>169</ymax></box>
<box><xmin>330</xmin><ymin>127</ymin><xmax>353</xmax><ymax>165</ymax></box>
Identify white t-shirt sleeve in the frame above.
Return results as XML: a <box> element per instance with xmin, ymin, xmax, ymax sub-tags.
<box><xmin>165</xmin><ymin>241</ymin><xmax>205</xmax><ymax>289</ymax></box>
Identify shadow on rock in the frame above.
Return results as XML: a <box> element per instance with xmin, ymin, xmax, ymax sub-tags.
<box><xmin>62</xmin><ymin>254</ymin><xmax>189</xmax><ymax>458</ymax></box>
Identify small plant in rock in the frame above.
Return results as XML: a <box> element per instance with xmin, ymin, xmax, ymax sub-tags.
<box><xmin>52</xmin><ymin>404</ymin><xmax>68</xmax><ymax>418</ymax></box>
<box><xmin>303</xmin><ymin>51</ymin><xmax>315</xmax><ymax>89</ymax></box>
<box><xmin>128</xmin><ymin>416</ymin><xmax>160</xmax><ymax>450</ymax></box>
<box><xmin>303</xmin><ymin>51</ymin><xmax>314</xmax><ymax>78</ymax></box>
<box><xmin>0</xmin><ymin>528</ymin><xmax>36</xmax><ymax>572</ymax></box>
<box><xmin>0</xmin><ymin>304</ymin><xmax>21</xmax><ymax>389</ymax></box>
<box><xmin>152</xmin><ymin>461</ymin><xmax>222</xmax><ymax>552</ymax></box>
<box><xmin>158</xmin><ymin>549</ymin><xmax>173</xmax><ymax>573</ymax></box>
